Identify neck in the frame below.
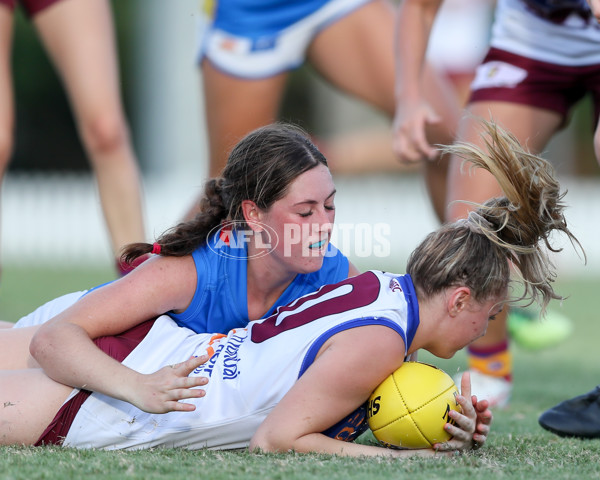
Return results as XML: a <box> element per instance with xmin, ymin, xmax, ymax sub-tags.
<box><xmin>246</xmin><ymin>256</ymin><xmax>297</xmax><ymax>318</ymax></box>
<box><xmin>406</xmin><ymin>295</ymin><xmax>444</xmax><ymax>355</ymax></box>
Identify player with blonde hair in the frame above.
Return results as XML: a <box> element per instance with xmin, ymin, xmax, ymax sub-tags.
<box><xmin>0</xmin><ymin>123</ymin><xmax>581</xmax><ymax>455</ymax></box>
<box><xmin>394</xmin><ymin>0</ymin><xmax>598</xmax><ymax>406</ymax></box>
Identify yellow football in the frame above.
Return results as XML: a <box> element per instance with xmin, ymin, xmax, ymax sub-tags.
<box><xmin>367</xmin><ymin>361</ymin><xmax>461</xmax><ymax>449</ymax></box>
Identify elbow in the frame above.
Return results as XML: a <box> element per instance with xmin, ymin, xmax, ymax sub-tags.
<box><xmin>249</xmin><ymin>430</ymin><xmax>292</xmax><ymax>454</ymax></box>
<box><xmin>249</xmin><ymin>432</ymin><xmax>277</xmax><ymax>454</ymax></box>
<box><xmin>29</xmin><ymin>324</ymin><xmax>58</xmax><ymax>362</ymax></box>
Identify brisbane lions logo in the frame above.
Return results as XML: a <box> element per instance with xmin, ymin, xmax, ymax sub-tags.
<box><xmin>389</xmin><ymin>278</ymin><xmax>403</xmax><ymax>293</ymax></box>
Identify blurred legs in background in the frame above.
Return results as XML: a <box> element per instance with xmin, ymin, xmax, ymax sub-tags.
<box><xmin>186</xmin><ymin>0</ymin><xmax>459</xmax><ymax>224</ymax></box>
<box><xmin>0</xmin><ymin>0</ymin><xmax>146</xmax><ymax>278</ymax></box>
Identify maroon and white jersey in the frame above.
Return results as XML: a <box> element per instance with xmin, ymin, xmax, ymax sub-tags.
<box><xmin>490</xmin><ymin>0</ymin><xmax>600</xmax><ymax>66</ymax></box>
<box><xmin>64</xmin><ymin>270</ymin><xmax>420</xmax><ymax>450</ymax></box>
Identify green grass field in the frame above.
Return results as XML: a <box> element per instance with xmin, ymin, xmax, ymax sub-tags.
<box><xmin>1</xmin><ymin>266</ymin><xmax>599</xmax><ymax>479</ymax></box>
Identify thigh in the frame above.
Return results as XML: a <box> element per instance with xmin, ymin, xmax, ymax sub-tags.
<box><xmin>445</xmin><ymin>101</ymin><xmax>562</xmax><ymax>221</ymax></box>
<box><xmin>308</xmin><ymin>0</ymin><xmax>395</xmax><ymax>115</ymax></box>
<box><xmin>0</xmin><ymin>326</ymin><xmax>42</xmax><ymax>369</ymax></box>
<box><xmin>0</xmin><ymin>369</ymin><xmax>72</xmax><ymax>445</ymax></box>
<box><xmin>201</xmin><ymin>60</ymin><xmax>288</xmax><ymax>176</ymax></box>
<box><xmin>307</xmin><ymin>0</ymin><xmax>459</xmax><ymax>144</ymax></box>
<box><xmin>32</xmin><ymin>0</ymin><xmax>123</xmax><ymax>121</ymax></box>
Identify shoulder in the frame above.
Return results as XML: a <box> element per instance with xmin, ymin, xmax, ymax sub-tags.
<box><xmin>315</xmin><ymin>324</ymin><xmax>406</xmax><ymax>394</ymax></box>
<box><xmin>133</xmin><ymin>255</ymin><xmax>198</xmax><ymax>313</ymax></box>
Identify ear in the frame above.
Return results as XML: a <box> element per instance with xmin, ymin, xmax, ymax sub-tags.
<box><xmin>447</xmin><ymin>287</ymin><xmax>472</xmax><ymax>317</ymax></box>
<box><xmin>241</xmin><ymin>200</ymin><xmax>264</xmax><ymax>232</ymax></box>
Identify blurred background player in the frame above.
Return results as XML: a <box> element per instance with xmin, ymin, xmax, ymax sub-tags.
<box><xmin>185</xmin><ymin>0</ymin><xmax>461</xmax><ymax>223</ymax></box>
<box><xmin>0</xmin><ymin>0</ymin><xmax>146</xmax><ymax>276</ymax></box>
<box><xmin>393</xmin><ymin>0</ymin><xmax>600</xmax><ymax>407</ymax></box>
<box><xmin>304</xmin><ymin>0</ymin><xmax>495</xmax><ymax>178</ymax></box>
<box><xmin>537</xmin><ymin>0</ymin><xmax>600</xmax><ymax>441</ymax></box>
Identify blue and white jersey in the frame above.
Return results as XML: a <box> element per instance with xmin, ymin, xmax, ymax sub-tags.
<box><xmin>491</xmin><ymin>0</ymin><xmax>600</xmax><ymax>66</ymax></box>
<box><xmin>63</xmin><ymin>271</ymin><xmax>420</xmax><ymax>450</ymax></box>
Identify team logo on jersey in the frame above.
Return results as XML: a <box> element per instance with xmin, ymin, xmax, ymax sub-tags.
<box><xmin>389</xmin><ymin>278</ymin><xmax>403</xmax><ymax>293</ymax></box>
<box><xmin>208</xmin><ymin>220</ymin><xmax>279</xmax><ymax>259</ymax></box>
<box><xmin>471</xmin><ymin>61</ymin><xmax>527</xmax><ymax>91</ymax></box>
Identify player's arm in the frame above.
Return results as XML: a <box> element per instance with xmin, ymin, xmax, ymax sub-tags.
<box><xmin>251</xmin><ymin>325</ymin><xmax>414</xmax><ymax>457</ymax></box>
<box><xmin>251</xmin><ymin>325</ymin><xmax>481</xmax><ymax>457</ymax></box>
<box><xmin>29</xmin><ymin>255</ymin><xmax>207</xmax><ymax>413</ymax></box>
<box><xmin>393</xmin><ymin>0</ymin><xmax>444</xmax><ymax>162</ymax></box>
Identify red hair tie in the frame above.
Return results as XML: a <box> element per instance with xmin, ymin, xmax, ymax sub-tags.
<box><xmin>151</xmin><ymin>242</ymin><xmax>162</xmax><ymax>255</ymax></box>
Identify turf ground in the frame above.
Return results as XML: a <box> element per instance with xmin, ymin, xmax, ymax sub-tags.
<box><xmin>0</xmin><ymin>266</ymin><xmax>599</xmax><ymax>480</ymax></box>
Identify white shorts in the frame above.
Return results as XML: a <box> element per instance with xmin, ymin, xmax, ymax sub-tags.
<box><xmin>197</xmin><ymin>0</ymin><xmax>373</xmax><ymax>78</ymax></box>
<box><xmin>13</xmin><ymin>291</ymin><xmax>86</xmax><ymax>328</ymax></box>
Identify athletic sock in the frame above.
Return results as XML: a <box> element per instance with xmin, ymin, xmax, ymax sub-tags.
<box><xmin>467</xmin><ymin>340</ymin><xmax>512</xmax><ymax>381</ymax></box>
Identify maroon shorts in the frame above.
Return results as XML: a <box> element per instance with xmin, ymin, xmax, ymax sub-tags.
<box><xmin>469</xmin><ymin>47</ymin><xmax>600</xmax><ymax>125</ymax></box>
<box><xmin>0</xmin><ymin>0</ymin><xmax>64</xmax><ymax>17</ymax></box>
<box><xmin>35</xmin><ymin>319</ymin><xmax>156</xmax><ymax>446</ymax></box>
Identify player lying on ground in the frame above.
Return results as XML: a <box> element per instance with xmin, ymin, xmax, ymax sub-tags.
<box><xmin>0</xmin><ymin>123</ymin><xmax>581</xmax><ymax>455</ymax></box>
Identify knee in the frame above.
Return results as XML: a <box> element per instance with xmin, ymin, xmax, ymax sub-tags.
<box><xmin>80</xmin><ymin>112</ymin><xmax>130</xmax><ymax>158</ymax></box>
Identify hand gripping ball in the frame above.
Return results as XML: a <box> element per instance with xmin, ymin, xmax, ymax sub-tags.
<box><xmin>367</xmin><ymin>361</ymin><xmax>461</xmax><ymax>449</ymax></box>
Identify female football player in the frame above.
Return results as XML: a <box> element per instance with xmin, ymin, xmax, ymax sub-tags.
<box><xmin>189</xmin><ymin>0</ymin><xmax>460</xmax><ymax>222</ymax></box>
<box><xmin>0</xmin><ymin>123</ymin><xmax>358</xmax><ymax>360</ymax></box>
<box><xmin>393</xmin><ymin>0</ymin><xmax>599</xmax><ymax>406</ymax></box>
<box><xmin>0</xmin><ymin>122</ymin><xmax>581</xmax><ymax>455</ymax></box>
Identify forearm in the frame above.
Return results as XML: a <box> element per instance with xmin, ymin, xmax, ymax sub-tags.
<box><xmin>30</xmin><ymin>321</ymin><xmax>141</xmax><ymax>403</ymax></box>
<box><xmin>254</xmin><ymin>432</ymin><xmax>439</xmax><ymax>458</ymax></box>
<box><xmin>395</xmin><ymin>0</ymin><xmax>442</xmax><ymax>104</ymax></box>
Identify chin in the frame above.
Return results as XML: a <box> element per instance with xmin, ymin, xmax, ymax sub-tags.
<box><xmin>426</xmin><ymin>347</ymin><xmax>457</xmax><ymax>360</ymax></box>
<box><xmin>298</xmin><ymin>257</ymin><xmax>325</xmax><ymax>274</ymax></box>
<box><xmin>438</xmin><ymin>352</ymin><xmax>455</xmax><ymax>360</ymax></box>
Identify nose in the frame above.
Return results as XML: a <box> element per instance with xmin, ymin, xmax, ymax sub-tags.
<box><xmin>316</xmin><ymin>208</ymin><xmax>333</xmax><ymax>235</ymax></box>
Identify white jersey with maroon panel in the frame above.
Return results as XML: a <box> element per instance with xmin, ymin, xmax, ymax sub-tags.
<box><xmin>63</xmin><ymin>271</ymin><xmax>420</xmax><ymax>450</ymax></box>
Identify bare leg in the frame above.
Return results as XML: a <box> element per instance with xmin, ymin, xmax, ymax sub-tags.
<box><xmin>0</xmin><ymin>368</ymin><xmax>72</xmax><ymax>445</ymax></box>
<box><xmin>184</xmin><ymin>61</ymin><xmax>289</xmax><ymax>220</ymax></box>
<box><xmin>33</xmin><ymin>0</ymin><xmax>146</xmax><ymax>260</ymax></box>
<box><xmin>0</xmin><ymin>6</ymin><xmax>15</xmax><ymax>279</ymax></box>
<box><xmin>0</xmin><ymin>325</ymin><xmax>41</xmax><ymax>369</ymax></box>
<box><xmin>307</xmin><ymin>0</ymin><xmax>458</xmax><ymax>222</ymax></box>
<box><xmin>446</xmin><ymin>101</ymin><xmax>562</xmax><ymax>348</ymax></box>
